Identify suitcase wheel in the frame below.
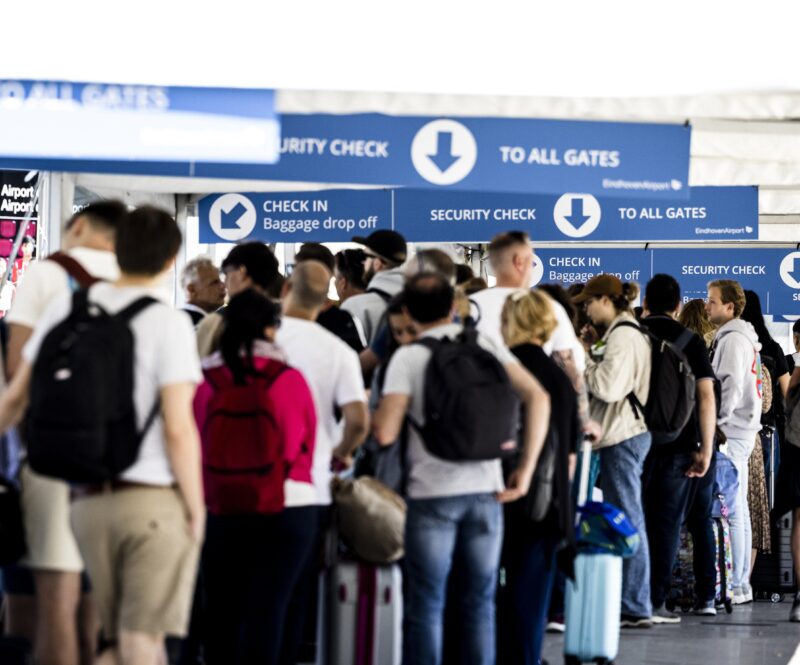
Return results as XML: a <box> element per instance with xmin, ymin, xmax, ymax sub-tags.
<box><xmin>771</xmin><ymin>593</ymin><xmax>785</xmax><ymax>604</ymax></box>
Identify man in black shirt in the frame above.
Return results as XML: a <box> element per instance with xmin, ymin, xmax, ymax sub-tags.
<box><xmin>641</xmin><ymin>274</ymin><xmax>719</xmax><ymax>621</ymax></box>
<box><xmin>295</xmin><ymin>243</ymin><xmax>366</xmax><ymax>352</ymax></box>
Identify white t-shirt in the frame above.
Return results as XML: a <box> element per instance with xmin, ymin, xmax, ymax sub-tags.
<box><xmin>470</xmin><ymin>286</ymin><xmax>585</xmax><ymax>371</ymax></box>
<box><xmin>23</xmin><ymin>283</ymin><xmax>202</xmax><ymax>485</ymax></box>
<box><xmin>382</xmin><ymin>323</ymin><xmax>514</xmax><ymax>500</ymax></box>
<box><xmin>7</xmin><ymin>248</ymin><xmax>120</xmax><ymax>328</ymax></box>
<box><xmin>276</xmin><ymin>317</ymin><xmax>367</xmax><ymax>506</ymax></box>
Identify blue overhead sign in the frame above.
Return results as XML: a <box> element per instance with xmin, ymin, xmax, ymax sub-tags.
<box><xmin>211</xmin><ymin>114</ymin><xmax>691</xmax><ymax>198</ymax></box>
<box><xmin>395</xmin><ymin>186</ymin><xmax>756</xmax><ymax>242</ymax></box>
<box><xmin>0</xmin><ymin>109</ymin><xmax>690</xmax><ymax>195</ymax></box>
<box><xmin>652</xmin><ymin>248</ymin><xmax>800</xmax><ymax>321</ymax></box>
<box><xmin>198</xmin><ymin>189</ymin><xmax>392</xmax><ymax>243</ymax></box>
<box><xmin>198</xmin><ymin>186</ymin><xmax>756</xmax><ymax>243</ymax></box>
<box><xmin>531</xmin><ymin>248</ymin><xmax>651</xmax><ymax>290</ymax></box>
<box><xmin>0</xmin><ymin>80</ymin><xmax>279</xmax><ymax>170</ymax></box>
<box><xmin>535</xmin><ymin>247</ymin><xmax>800</xmax><ymax>321</ymax></box>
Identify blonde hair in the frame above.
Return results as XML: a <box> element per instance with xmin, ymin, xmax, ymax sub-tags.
<box><xmin>679</xmin><ymin>299</ymin><xmax>716</xmax><ymax>345</ymax></box>
<box><xmin>501</xmin><ymin>290</ymin><xmax>557</xmax><ymax>347</ymax></box>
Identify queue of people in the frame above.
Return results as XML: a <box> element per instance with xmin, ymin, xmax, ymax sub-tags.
<box><xmin>0</xmin><ymin>209</ymin><xmax>799</xmax><ymax>665</ymax></box>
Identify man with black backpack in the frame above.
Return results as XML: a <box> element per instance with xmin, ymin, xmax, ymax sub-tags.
<box><xmin>0</xmin><ymin>206</ymin><xmax>205</xmax><ymax>665</ymax></box>
<box><xmin>640</xmin><ymin>274</ymin><xmax>718</xmax><ymax>621</ymax></box>
<box><xmin>342</xmin><ymin>229</ymin><xmax>407</xmax><ymax>344</ymax></box>
<box><xmin>3</xmin><ymin>200</ymin><xmax>126</xmax><ymax>665</ymax></box>
<box><xmin>372</xmin><ymin>272</ymin><xmax>550</xmax><ymax>665</ymax></box>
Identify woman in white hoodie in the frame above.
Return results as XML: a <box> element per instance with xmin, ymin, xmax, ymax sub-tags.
<box><xmin>573</xmin><ymin>274</ymin><xmax>653</xmax><ymax>627</ymax></box>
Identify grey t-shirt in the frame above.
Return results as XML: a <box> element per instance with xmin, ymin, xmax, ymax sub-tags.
<box><xmin>382</xmin><ymin>323</ymin><xmax>516</xmax><ymax>500</ymax></box>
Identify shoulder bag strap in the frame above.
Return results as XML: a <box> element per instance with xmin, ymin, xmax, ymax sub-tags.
<box><xmin>47</xmin><ymin>252</ymin><xmax>100</xmax><ymax>289</ymax></box>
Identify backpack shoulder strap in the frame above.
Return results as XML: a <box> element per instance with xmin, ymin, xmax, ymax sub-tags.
<box><xmin>47</xmin><ymin>252</ymin><xmax>100</xmax><ymax>289</ymax></box>
<box><xmin>367</xmin><ymin>287</ymin><xmax>392</xmax><ymax>303</ymax></box>
<box><xmin>610</xmin><ymin>320</ymin><xmax>644</xmax><ymax>336</ymax></box>
<box><xmin>258</xmin><ymin>361</ymin><xmax>290</xmax><ymax>389</ymax></box>
<box><xmin>674</xmin><ymin>328</ymin><xmax>694</xmax><ymax>353</ymax></box>
<box><xmin>71</xmin><ymin>287</ymin><xmax>89</xmax><ymax>313</ymax></box>
<box><xmin>413</xmin><ymin>336</ymin><xmax>441</xmax><ymax>351</ymax></box>
<box><xmin>115</xmin><ymin>297</ymin><xmax>159</xmax><ymax>323</ymax></box>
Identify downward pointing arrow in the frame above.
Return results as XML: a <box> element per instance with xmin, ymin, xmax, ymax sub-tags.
<box><xmin>427</xmin><ymin>131</ymin><xmax>461</xmax><ymax>173</ymax></box>
<box><xmin>566</xmin><ymin>197</ymin><xmax>592</xmax><ymax>229</ymax></box>
<box><xmin>221</xmin><ymin>202</ymin><xmax>248</xmax><ymax>230</ymax></box>
<box><xmin>789</xmin><ymin>257</ymin><xmax>800</xmax><ymax>286</ymax></box>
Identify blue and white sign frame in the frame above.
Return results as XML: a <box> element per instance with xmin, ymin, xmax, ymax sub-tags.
<box><xmin>198</xmin><ymin>186</ymin><xmax>757</xmax><ymax>244</ymax></box>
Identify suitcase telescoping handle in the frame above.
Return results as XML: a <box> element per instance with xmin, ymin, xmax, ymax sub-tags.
<box><xmin>575</xmin><ymin>436</ymin><xmax>593</xmax><ymax>525</ymax></box>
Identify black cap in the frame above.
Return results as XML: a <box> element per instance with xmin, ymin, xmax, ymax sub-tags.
<box><xmin>352</xmin><ymin>230</ymin><xmax>407</xmax><ymax>265</ymax></box>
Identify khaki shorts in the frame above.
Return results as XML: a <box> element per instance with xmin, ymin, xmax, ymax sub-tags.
<box><xmin>20</xmin><ymin>465</ymin><xmax>84</xmax><ymax>572</ymax></box>
<box><xmin>70</xmin><ymin>486</ymin><xmax>200</xmax><ymax>638</ymax></box>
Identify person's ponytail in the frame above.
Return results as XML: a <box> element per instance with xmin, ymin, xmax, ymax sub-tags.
<box><xmin>612</xmin><ymin>282</ymin><xmax>639</xmax><ymax>312</ymax></box>
<box><xmin>219</xmin><ymin>289</ymin><xmax>282</xmax><ymax>385</ymax></box>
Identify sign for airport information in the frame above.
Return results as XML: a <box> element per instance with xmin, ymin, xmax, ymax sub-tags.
<box><xmin>198</xmin><ymin>186</ymin><xmax>757</xmax><ymax>243</ymax></box>
<box><xmin>201</xmin><ymin>190</ymin><xmax>393</xmax><ymax>243</ymax></box>
<box><xmin>0</xmin><ymin>80</ymin><xmax>279</xmax><ymax>170</ymax></box>
<box><xmin>0</xmin><ymin>170</ymin><xmax>38</xmax><ymax>221</ymax></box>
<box><xmin>395</xmin><ymin>186</ymin><xmax>756</xmax><ymax>242</ymax></box>
<box><xmin>534</xmin><ymin>247</ymin><xmax>800</xmax><ymax>321</ymax></box>
<box><xmin>211</xmin><ymin>113</ymin><xmax>692</xmax><ymax>198</ymax></box>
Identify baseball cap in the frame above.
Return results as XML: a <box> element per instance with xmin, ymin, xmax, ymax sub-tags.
<box><xmin>352</xmin><ymin>230</ymin><xmax>407</xmax><ymax>264</ymax></box>
<box><xmin>572</xmin><ymin>273</ymin><xmax>623</xmax><ymax>303</ymax></box>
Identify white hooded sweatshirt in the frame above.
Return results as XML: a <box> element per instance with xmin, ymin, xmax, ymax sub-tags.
<box><xmin>711</xmin><ymin>318</ymin><xmax>763</xmax><ymax>440</ymax></box>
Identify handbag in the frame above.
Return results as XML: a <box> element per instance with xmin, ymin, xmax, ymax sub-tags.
<box><xmin>331</xmin><ymin>476</ymin><xmax>406</xmax><ymax>564</ymax></box>
<box><xmin>524</xmin><ymin>430</ymin><xmax>557</xmax><ymax>522</ymax></box>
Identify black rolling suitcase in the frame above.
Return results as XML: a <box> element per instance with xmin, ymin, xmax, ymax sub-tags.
<box><xmin>751</xmin><ymin>512</ymin><xmax>796</xmax><ymax>602</ymax></box>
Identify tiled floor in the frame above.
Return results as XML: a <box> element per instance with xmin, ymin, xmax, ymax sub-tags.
<box><xmin>542</xmin><ymin>600</ymin><xmax>800</xmax><ymax>664</ymax></box>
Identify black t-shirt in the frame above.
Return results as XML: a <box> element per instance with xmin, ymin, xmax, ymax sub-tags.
<box><xmin>508</xmin><ymin>343</ymin><xmax>579</xmax><ymax>541</ymax></box>
<box><xmin>760</xmin><ymin>337</ymin><xmax>790</xmax><ymax>378</ymax></box>
<box><xmin>788</xmin><ymin>354</ymin><xmax>796</xmax><ymax>376</ymax></box>
<box><xmin>642</xmin><ymin>315</ymin><xmax>716</xmax><ymax>455</ymax></box>
<box><xmin>316</xmin><ymin>306</ymin><xmax>365</xmax><ymax>353</ymax></box>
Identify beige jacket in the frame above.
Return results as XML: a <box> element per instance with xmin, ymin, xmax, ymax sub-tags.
<box><xmin>586</xmin><ymin>312</ymin><xmax>652</xmax><ymax>449</ymax></box>
<box><xmin>196</xmin><ymin>310</ymin><xmax>225</xmax><ymax>359</ymax></box>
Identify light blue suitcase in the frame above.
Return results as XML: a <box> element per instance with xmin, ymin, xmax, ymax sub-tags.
<box><xmin>564</xmin><ymin>552</ymin><xmax>622</xmax><ymax>664</ymax></box>
<box><xmin>564</xmin><ymin>439</ymin><xmax>623</xmax><ymax>665</ymax></box>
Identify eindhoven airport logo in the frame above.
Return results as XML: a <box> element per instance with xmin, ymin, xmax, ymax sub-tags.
<box><xmin>209</xmin><ymin>194</ymin><xmax>257</xmax><ymax>242</ymax></box>
<box><xmin>553</xmin><ymin>193</ymin><xmax>602</xmax><ymax>238</ymax></box>
<box><xmin>411</xmin><ymin>119</ymin><xmax>478</xmax><ymax>186</ymax></box>
<box><xmin>602</xmin><ymin>177</ymin><xmax>684</xmax><ymax>193</ymax></box>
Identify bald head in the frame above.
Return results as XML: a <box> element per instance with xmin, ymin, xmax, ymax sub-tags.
<box><xmin>286</xmin><ymin>260</ymin><xmax>332</xmax><ymax>312</ymax></box>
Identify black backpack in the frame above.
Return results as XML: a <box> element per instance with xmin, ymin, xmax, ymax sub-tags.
<box><xmin>409</xmin><ymin>327</ymin><xmax>519</xmax><ymax>461</ymax></box>
<box><xmin>614</xmin><ymin>320</ymin><xmax>696</xmax><ymax>445</ymax></box>
<box><xmin>26</xmin><ymin>289</ymin><xmax>160</xmax><ymax>483</ymax></box>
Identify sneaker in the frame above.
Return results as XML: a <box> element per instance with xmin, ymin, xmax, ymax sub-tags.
<box><xmin>732</xmin><ymin>587</ymin><xmax>751</xmax><ymax>605</ymax></box>
<box><xmin>651</xmin><ymin>605</ymin><xmax>681</xmax><ymax>624</ymax></box>
<box><xmin>693</xmin><ymin>600</ymin><xmax>717</xmax><ymax>616</ymax></box>
<box><xmin>545</xmin><ymin>616</ymin><xmax>565</xmax><ymax>633</ymax></box>
<box><xmin>790</xmin><ymin>594</ymin><xmax>800</xmax><ymax>622</ymax></box>
<box><xmin>620</xmin><ymin>614</ymin><xmax>653</xmax><ymax>628</ymax></box>
<box><xmin>742</xmin><ymin>583</ymin><xmax>754</xmax><ymax>603</ymax></box>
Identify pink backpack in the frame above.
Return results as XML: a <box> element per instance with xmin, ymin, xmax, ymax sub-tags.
<box><xmin>198</xmin><ymin>359</ymin><xmax>315</xmax><ymax>515</ymax></box>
